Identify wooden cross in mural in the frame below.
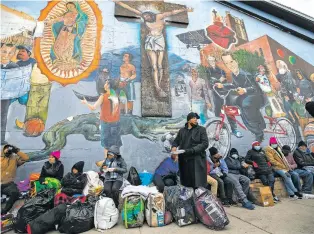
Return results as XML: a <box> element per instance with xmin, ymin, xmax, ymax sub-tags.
<box><xmin>115</xmin><ymin>1</ymin><xmax>191</xmax><ymax>117</ymax></box>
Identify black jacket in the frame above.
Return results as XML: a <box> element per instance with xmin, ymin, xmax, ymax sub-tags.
<box><xmin>172</xmin><ymin>123</ymin><xmax>209</xmax><ymax>188</ymax></box>
<box><xmin>39</xmin><ymin>160</ymin><xmax>64</xmax><ymax>183</ymax></box>
<box><xmin>293</xmin><ymin>149</ymin><xmax>314</xmax><ymax>168</ymax></box>
<box><xmin>61</xmin><ymin>161</ymin><xmax>87</xmax><ymax>196</ymax></box>
<box><xmin>245</xmin><ymin>149</ymin><xmax>272</xmax><ymax>175</ymax></box>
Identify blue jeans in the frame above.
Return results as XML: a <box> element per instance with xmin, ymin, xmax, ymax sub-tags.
<box><xmin>294</xmin><ymin>169</ymin><xmax>313</xmax><ymax>194</ymax></box>
<box><xmin>275</xmin><ymin>170</ymin><xmax>297</xmax><ymax>196</ymax></box>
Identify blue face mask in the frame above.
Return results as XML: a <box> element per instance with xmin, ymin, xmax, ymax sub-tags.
<box><xmin>254</xmin><ymin>146</ymin><xmax>261</xmax><ymax>151</ymax></box>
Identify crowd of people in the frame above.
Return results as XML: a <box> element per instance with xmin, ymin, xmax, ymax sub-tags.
<box><xmin>1</xmin><ymin>112</ymin><xmax>314</xmax><ymax>231</ymax></box>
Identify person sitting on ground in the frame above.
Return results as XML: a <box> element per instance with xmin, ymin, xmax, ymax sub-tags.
<box><xmin>293</xmin><ymin>141</ymin><xmax>314</xmax><ymax>179</ymax></box>
<box><xmin>153</xmin><ymin>153</ymin><xmax>179</xmax><ymax>193</ymax></box>
<box><xmin>225</xmin><ymin>148</ymin><xmax>255</xmax><ymax>210</ymax></box>
<box><xmin>1</xmin><ymin>144</ymin><xmax>29</xmax><ymax>215</ymax></box>
<box><xmin>245</xmin><ymin>141</ymin><xmax>280</xmax><ymax>202</ymax></box>
<box><xmin>264</xmin><ymin>137</ymin><xmax>303</xmax><ymax>199</ymax></box>
<box><xmin>282</xmin><ymin>145</ymin><xmax>313</xmax><ymax>194</ymax></box>
<box><xmin>208</xmin><ymin>147</ymin><xmax>235</xmax><ymax>207</ymax></box>
<box><xmin>35</xmin><ymin>151</ymin><xmax>64</xmax><ymax>194</ymax></box>
<box><xmin>206</xmin><ymin>158</ymin><xmax>218</xmax><ymax>197</ymax></box>
<box><xmin>54</xmin><ymin>161</ymin><xmax>87</xmax><ymax>206</ymax></box>
<box><xmin>100</xmin><ymin>145</ymin><xmax>127</xmax><ymax>207</ymax></box>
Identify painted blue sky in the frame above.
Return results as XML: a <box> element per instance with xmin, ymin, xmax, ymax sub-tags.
<box><xmin>2</xmin><ymin>0</ymin><xmax>314</xmax><ymax>65</ymax></box>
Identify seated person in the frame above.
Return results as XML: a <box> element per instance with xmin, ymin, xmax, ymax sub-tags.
<box><xmin>225</xmin><ymin>148</ymin><xmax>255</xmax><ymax>210</ymax></box>
<box><xmin>246</xmin><ymin>141</ymin><xmax>279</xmax><ymax>202</ymax></box>
<box><xmin>1</xmin><ymin>144</ymin><xmax>29</xmax><ymax>215</ymax></box>
<box><xmin>153</xmin><ymin>153</ymin><xmax>179</xmax><ymax>193</ymax></box>
<box><xmin>293</xmin><ymin>141</ymin><xmax>314</xmax><ymax>178</ymax></box>
<box><xmin>208</xmin><ymin>147</ymin><xmax>235</xmax><ymax>207</ymax></box>
<box><xmin>100</xmin><ymin>145</ymin><xmax>127</xmax><ymax>207</ymax></box>
<box><xmin>206</xmin><ymin>159</ymin><xmax>218</xmax><ymax>197</ymax></box>
<box><xmin>54</xmin><ymin>161</ymin><xmax>87</xmax><ymax>206</ymax></box>
<box><xmin>35</xmin><ymin>151</ymin><xmax>64</xmax><ymax>194</ymax></box>
<box><xmin>264</xmin><ymin>137</ymin><xmax>302</xmax><ymax>199</ymax></box>
<box><xmin>282</xmin><ymin>145</ymin><xmax>313</xmax><ymax>194</ymax></box>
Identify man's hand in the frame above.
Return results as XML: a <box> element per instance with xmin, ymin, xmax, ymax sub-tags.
<box><xmin>237</xmin><ymin>87</ymin><xmax>246</xmax><ymax>95</ymax></box>
<box><xmin>214</xmin><ymin>162</ymin><xmax>220</xmax><ymax>168</ymax></box>
<box><xmin>12</xmin><ymin>146</ymin><xmax>20</xmax><ymax>153</ymax></box>
<box><xmin>216</xmin><ymin>83</ymin><xmax>224</xmax><ymax>89</ymax></box>
<box><xmin>242</xmin><ymin>162</ymin><xmax>249</xmax><ymax>168</ymax></box>
<box><xmin>256</xmin><ymin>77</ymin><xmax>260</xmax><ymax>82</ymax></box>
<box><xmin>207</xmin><ymin>103</ymin><xmax>212</xmax><ymax>109</ymax></box>
<box><xmin>219</xmin><ymin>77</ymin><xmax>226</xmax><ymax>83</ymax></box>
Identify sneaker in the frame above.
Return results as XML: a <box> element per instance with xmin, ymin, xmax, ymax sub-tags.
<box><xmin>242</xmin><ymin>201</ymin><xmax>255</xmax><ymax>210</ymax></box>
<box><xmin>273</xmin><ymin>196</ymin><xmax>280</xmax><ymax>203</ymax></box>
<box><xmin>228</xmin><ymin>199</ymin><xmax>238</xmax><ymax>206</ymax></box>
<box><xmin>289</xmin><ymin>195</ymin><xmax>298</xmax><ymax>200</ymax></box>
<box><xmin>222</xmin><ymin>199</ymin><xmax>230</xmax><ymax>207</ymax></box>
<box><xmin>295</xmin><ymin>192</ymin><xmax>303</xmax><ymax>199</ymax></box>
<box><xmin>232</xmin><ymin>130</ymin><xmax>243</xmax><ymax>138</ymax></box>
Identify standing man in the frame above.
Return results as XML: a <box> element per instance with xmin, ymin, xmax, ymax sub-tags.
<box><xmin>16</xmin><ymin>45</ymin><xmax>36</xmax><ymax>67</ymax></box>
<box><xmin>171</xmin><ymin>112</ymin><xmax>209</xmax><ymax>189</ymax></box>
<box><xmin>218</xmin><ymin>52</ymin><xmax>266</xmax><ymax>142</ymax></box>
<box><xmin>118</xmin><ymin>53</ymin><xmax>136</xmax><ymax>114</ymax></box>
<box><xmin>188</xmin><ymin>66</ymin><xmax>212</xmax><ymax>125</ymax></box>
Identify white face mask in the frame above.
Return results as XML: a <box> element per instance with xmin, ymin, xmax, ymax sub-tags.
<box><xmin>271</xmin><ymin>144</ymin><xmax>278</xmax><ymax>149</ymax></box>
<box><xmin>231</xmin><ymin>154</ymin><xmax>238</xmax><ymax>159</ymax></box>
<box><xmin>254</xmin><ymin>146</ymin><xmax>261</xmax><ymax>151</ymax></box>
<box><xmin>279</xmin><ymin>68</ymin><xmax>286</xmax><ymax>75</ymax></box>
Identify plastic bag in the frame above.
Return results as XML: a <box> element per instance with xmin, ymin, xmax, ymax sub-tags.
<box><xmin>139</xmin><ymin>171</ymin><xmax>153</xmax><ymax>186</ymax></box>
<box><xmin>14</xmin><ymin>189</ymin><xmax>55</xmax><ymax>233</ymax></box>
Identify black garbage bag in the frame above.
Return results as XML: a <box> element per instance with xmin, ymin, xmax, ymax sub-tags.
<box><xmin>14</xmin><ymin>189</ymin><xmax>55</xmax><ymax>233</ymax></box>
<box><xmin>127</xmin><ymin>166</ymin><xmax>141</xmax><ymax>185</ymax></box>
<box><xmin>27</xmin><ymin>203</ymin><xmax>67</xmax><ymax>234</ymax></box>
<box><xmin>59</xmin><ymin>201</ymin><xmax>95</xmax><ymax>233</ymax></box>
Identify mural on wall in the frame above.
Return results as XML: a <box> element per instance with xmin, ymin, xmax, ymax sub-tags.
<box><xmin>34</xmin><ymin>0</ymin><xmax>103</xmax><ymax>85</ymax></box>
<box><xmin>1</xmin><ymin>1</ymin><xmax>314</xmax><ymax>178</ymax></box>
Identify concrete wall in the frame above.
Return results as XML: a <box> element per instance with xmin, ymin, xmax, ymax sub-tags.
<box><xmin>1</xmin><ymin>1</ymin><xmax>314</xmax><ymax>182</ymax></box>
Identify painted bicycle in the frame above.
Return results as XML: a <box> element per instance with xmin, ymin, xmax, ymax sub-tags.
<box><xmin>205</xmin><ymin>85</ymin><xmax>297</xmax><ymax>158</ymax></box>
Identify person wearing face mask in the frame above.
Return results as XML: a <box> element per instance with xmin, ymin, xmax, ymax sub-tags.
<box><xmin>100</xmin><ymin>145</ymin><xmax>127</xmax><ymax>207</ymax></box>
<box><xmin>264</xmin><ymin>137</ymin><xmax>302</xmax><ymax>199</ymax></box>
<box><xmin>208</xmin><ymin>147</ymin><xmax>235</xmax><ymax>207</ymax></box>
<box><xmin>1</xmin><ymin>144</ymin><xmax>29</xmax><ymax>215</ymax></box>
<box><xmin>293</xmin><ymin>141</ymin><xmax>314</xmax><ymax>179</ymax></box>
<box><xmin>282</xmin><ymin>145</ymin><xmax>313</xmax><ymax>194</ymax></box>
<box><xmin>245</xmin><ymin>141</ymin><xmax>279</xmax><ymax>202</ymax></box>
<box><xmin>225</xmin><ymin>148</ymin><xmax>255</xmax><ymax>210</ymax></box>
<box><xmin>172</xmin><ymin>112</ymin><xmax>209</xmax><ymax>189</ymax></box>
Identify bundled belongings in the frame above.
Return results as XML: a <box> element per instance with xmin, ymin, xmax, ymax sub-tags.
<box><xmin>94</xmin><ymin>196</ymin><xmax>119</xmax><ymax>231</ymax></box>
<box><xmin>127</xmin><ymin>167</ymin><xmax>141</xmax><ymax>185</ymax></box>
<box><xmin>163</xmin><ymin>185</ymin><xmax>196</xmax><ymax>227</ymax></box>
<box><xmin>1</xmin><ymin>214</ymin><xmax>14</xmax><ymax>234</ymax></box>
<box><xmin>59</xmin><ymin>200</ymin><xmax>95</xmax><ymax>233</ymax></box>
<box><xmin>26</xmin><ymin>204</ymin><xmax>67</xmax><ymax>234</ymax></box>
<box><xmin>122</xmin><ymin>195</ymin><xmax>145</xmax><ymax>228</ymax></box>
<box><xmin>54</xmin><ymin>193</ymin><xmax>87</xmax><ymax>207</ymax></box>
<box><xmin>83</xmin><ymin>171</ymin><xmax>104</xmax><ymax>196</ymax></box>
<box><xmin>194</xmin><ymin>187</ymin><xmax>229</xmax><ymax>230</ymax></box>
<box><xmin>14</xmin><ymin>189</ymin><xmax>55</xmax><ymax>233</ymax></box>
<box><xmin>145</xmin><ymin>193</ymin><xmax>165</xmax><ymax>227</ymax></box>
<box><xmin>32</xmin><ymin>177</ymin><xmax>61</xmax><ymax>197</ymax></box>
<box><xmin>121</xmin><ymin>185</ymin><xmax>159</xmax><ymax>200</ymax></box>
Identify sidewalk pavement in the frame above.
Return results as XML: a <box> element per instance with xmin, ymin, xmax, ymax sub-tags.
<box><xmin>7</xmin><ymin>198</ymin><xmax>314</xmax><ymax>234</ymax></box>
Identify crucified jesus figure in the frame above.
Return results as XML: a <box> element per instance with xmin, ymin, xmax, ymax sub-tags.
<box><xmin>116</xmin><ymin>2</ymin><xmax>193</xmax><ymax>98</ymax></box>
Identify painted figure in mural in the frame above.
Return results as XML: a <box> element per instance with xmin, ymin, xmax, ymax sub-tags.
<box><xmin>205</xmin><ymin>55</ymin><xmax>227</xmax><ymax>117</ymax></box>
<box><xmin>115</xmin><ymin>1</ymin><xmax>193</xmax><ymax>98</ymax></box>
<box><xmin>206</xmin><ymin>10</ymin><xmax>236</xmax><ymax>50</ymax></box>
<box><xmin>0</xmin><ymin>43</ymin><xmax>18</xmax><ymax>69</ymax></box>
<box><xmin>282</xmin><ymin>95</ymin><xmax>298</xmax><ymax>124</ymax></box>
<box><xmin>81</xmin><ymin>78</ymin><xmax>122</xmax><ymax>156</ymax></box>
<box><xmin>118</xmin><ymin>53</ymin><xmax>136</xmax><ymax>115</ymax></box>
<box><xmin>255</xmin><ymin>65</ymin><xmax>285</xmax><ymax>118</ymax></box>
<box><xmin>46</xmin><ymin>2</ymin><xmax>88</xmax><ymax>68</ymax></box>
<box><xmin>16</xmin><ymin>45</ymin><xmax>36</xmax><ymax>67</ymax></box>
<box><xmin>295</xmin><ymin>69</ymin><xmax>314</xmax><ymax>99</ymax></box>
<box><xmin>188</xmin><ymin>66</ymin><xmax>211</xmax><ymax>125</ymax></box>
<box><xmin>276</xmin><ymin>60</ymin><xmax>297</xmax><ymax>103</ymax></box>
<box><xmin>218</xmin><ymin>52</ymin><xmax>266</xmax><ymax>142</ymax></box>
<box><xmin>292</xmin><ymin>95</ymin><xmax>308</xmax><ymax>131</ymax></box>
<box><xmin>174</xmin><ymin>73</ymin><xmax>187</xmax><ymax>97</ymax></box>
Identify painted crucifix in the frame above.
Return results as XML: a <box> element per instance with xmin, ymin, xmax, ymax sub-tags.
<box><xmin>115</xmin><ymin>1</ymin><xmax>192</xmax><ymax>117</ymax></box>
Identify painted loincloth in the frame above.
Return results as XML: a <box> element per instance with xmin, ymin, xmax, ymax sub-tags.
<box><xmin>145</xmin><ymin>34</ymin><xmax>165</xmax><ymax>51</ymax></box>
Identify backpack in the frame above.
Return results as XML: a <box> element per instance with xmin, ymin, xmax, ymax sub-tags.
<box><xmin>122</xmin><ymin>195</ymin><xmax>144</xmax><ymax>228</ymax></box>
<box><xmin>127</xmin><ymin>167</ymin><xmax>141</xmax><ymax>186</ymax></box>
<box><xmin>145</xmin><ymin>193</ymin><xmax>165</xmax><ymax>227</ymax></box>
<box><xmin>94</xmin><ymin>197</ymin><xmax>119</xmax><ymax>231</ymax></box>
<box><xmin>194</xmin><ymin>187</ymin><xmax>229</xmax><ymax>230</ymax></box>
<box><xmin>163</xmin><ymin>185</ymin><xmax>195</xmax><ymax>227</ymax></box>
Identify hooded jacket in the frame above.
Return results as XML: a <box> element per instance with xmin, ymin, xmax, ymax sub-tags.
<box><xmin>293</xmin><ymin>148</ymin><xmax>314</xmax><ymax>168</ymax></box>
<box><xmin>61</xmin><ymin>161</ymin><xmax>87</xmax><ymax>196</ymax></box>
<box><xmin>264</xmin><ymin>146</ymin><xmax>290</xmax><ymax>171</ymax></box>
<box><xmin>245</xmin><ymin>148</ymin><xmax>272</xmax><ymax>175</ymax></box>
<box><xmin>39</xmin><ymin>160</ymin><xmax>64</xmax><ymax>183</ymax></box>
<box><xmin>225</xmin><ymin>148</ymin><xmax>242</xmax><ymax>175</ymax></box>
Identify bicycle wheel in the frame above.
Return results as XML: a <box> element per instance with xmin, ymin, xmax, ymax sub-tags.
<box><xmin>274</xmin><ymin>118</ymin><xmax>297</xmax><ymax>151</ymax></box>
<box><xmin>204</xmin><ymin>119</ymin><xmax>231</xmax><ymax>158</ymax></box>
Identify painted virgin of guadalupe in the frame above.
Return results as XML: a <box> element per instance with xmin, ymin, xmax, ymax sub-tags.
<box><xmin>47</xmin><ymin>2</ymin><xmax>88</xmax><ymax>68</ymax></box>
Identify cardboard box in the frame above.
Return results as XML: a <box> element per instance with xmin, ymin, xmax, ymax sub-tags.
<box><xmin>250</xmin><ymin>185</ymin><xmax>274</xmax><ymax>207</ymax></box>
